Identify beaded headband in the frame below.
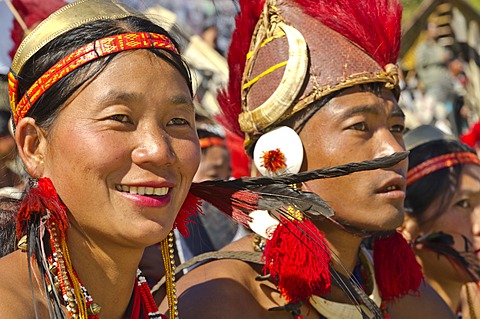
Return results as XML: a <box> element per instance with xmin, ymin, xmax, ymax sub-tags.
<box><xmin>407</xmin><ymin>152</ymin><xmax>480</xmax><ymax>186</ymax></box>
<box><xmin>199</xmin><ymin>137</ymin><xmax>226</xmax><ymax>149</ymax></box>
<box><xmin>9</xmin><ymin>32</ymin><xmax>178</xmax><ymax>125</ymax></box>
<box><xmin>7</xmin><ymin>0</ymin><xmax>179</xmax><ymax>125</ymax></box>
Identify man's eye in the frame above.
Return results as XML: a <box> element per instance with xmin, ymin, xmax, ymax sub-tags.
<box><xmin>168</xmin><ymin>118</ymin><xmax>189</xmax><ymax>126</ymax></box>
<box><xmin>351</xmin><ymin>123</ymin><xmax>367</xmax><ymax>131</ymax></box>
<box><xmin>109</xmin><ymin>115</ymin><xmax>131</xmax><ymax>123</ymax></box>
<box><xmin>455</xmin><ymin>199</ymin><xmax>471</xmax><ymax>209</ymax></box>
<box><xmin>391</xmin><ymin>124</ymin><xmax>406</xmax><ymax>133</ymax></box>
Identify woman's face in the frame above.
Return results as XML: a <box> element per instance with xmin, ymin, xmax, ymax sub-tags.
<box><xmin>300</xmin><ymin>86</ymin><xmax>407</xmax><ymax>232</ymax></box>
<box><xmin>419</xmin><ymin>164</ymin><xmax>480</xmax><ymax>282</ymax></box>
<box><xmin>41</xmin><ymin>51</ymin><xmax>200</xmax><ymax>247</ymax></box>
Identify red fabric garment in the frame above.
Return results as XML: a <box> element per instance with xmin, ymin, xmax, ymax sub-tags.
<box><xmin>461</xmin><ymin>121</ymin><xmax>480</xmax><ymax>149</ymax></box>
<box><xmin>9</xmin><ymin>0</ymin><xmax>67</xmax><ymax>59</ymax></box>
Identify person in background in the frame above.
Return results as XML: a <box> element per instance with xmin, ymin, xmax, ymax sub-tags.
<box><xmin>402</xmin><ymin>125</ymin><xmax>480</xmax><ymax>317</ymax></box>
<box><xmin>415</xmin><ymin>21</ymin><xmax>455</xmax><ymax>111</ymax></box>
<box><xmin>0</xmin><ymin>76</ymin><xmax>25</xmax><ymax>199</ymax></box>
<box><xmin>0</xmin><ymin>0</ymin><xmax>200</xmax><ymax>317</ymax></box>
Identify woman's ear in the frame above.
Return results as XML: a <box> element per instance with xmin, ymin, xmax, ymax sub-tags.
<box><xmin>14</xmin><ymin>118</ymin><xmax>47</xmax><ymax>178</ymax></box>
<box><xmin>401</xmin><ymin>213</ymin><xmax>421</xmax><ymax>242</ymax></box>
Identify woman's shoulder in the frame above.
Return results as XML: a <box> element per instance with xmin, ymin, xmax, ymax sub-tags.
<box><xmin>0</xmin><ymin>250</ymin><xmax>43</xmax><ymax>317</ymax></box>
<box><xmin>387</xmin><ymin>281</ymin><xmax>456</xmax><ymax>319</ymax></box>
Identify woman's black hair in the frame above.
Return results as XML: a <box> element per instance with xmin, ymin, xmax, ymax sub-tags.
<box><xmin>16</xmin><ymin>15</ymin><xmax>193</xmax><ymax>130</ymax></box>
<box><xmin>405</xmin><ymin>139</ymin><xmax>476</xmax><ymax>227</ymax></box>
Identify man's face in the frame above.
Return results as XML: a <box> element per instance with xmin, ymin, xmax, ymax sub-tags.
<box><xmin>299</xmin><ymin>86</ymin><xmax>408</xmax><ymax>231</ymax></box>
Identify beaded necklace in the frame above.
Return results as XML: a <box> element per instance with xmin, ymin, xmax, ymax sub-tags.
<box><xmin>47</xmin><ymin>223</ymin><xmax>165</xmax><ymax>319</ymax></box>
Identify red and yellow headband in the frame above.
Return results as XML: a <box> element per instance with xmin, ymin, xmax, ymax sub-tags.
<box><xmin>199</xmin><ymin>137</ymin><xmax>226</xmax><ymax>149</ymax></box>
<box><xmin>407</xmin><ymin>152</ymin><xmax>480</xmax><ymax>186</ymax></box>
<box><xmin>8</xmin><ymin>32</ymin><xmax>178</xmax><ymax>125</ymax></box>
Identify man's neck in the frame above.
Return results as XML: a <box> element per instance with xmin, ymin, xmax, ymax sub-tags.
<box><xmin>320</xmin><ymin>222</ymin><xmax>364</xmax><ymax>275</ymax></box>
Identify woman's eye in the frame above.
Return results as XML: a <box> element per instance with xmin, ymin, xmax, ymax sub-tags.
<box><xmin>168</xmin><ymin>118</ymin><xmax>189</xmax><ymax>126</ymax></box>
<box><xmin>455</xmin><ymin>199</ymin><xmax>471</xmax><ymax>209</ymax></box>
<box><xmin>109</xmin><ymin>114</ymin><xmax>132</xmax><ymax>123</ymax></box>
<box><xmin>350</xmin><ymin>122</ymin><xmax>367</xmax><ymax>131</ymax></box>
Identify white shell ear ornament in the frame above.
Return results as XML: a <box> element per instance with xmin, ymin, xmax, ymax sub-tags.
<box><xmin>253</xmin><ymin>126</ymin><xmax>304</xmax><ymax>176</ymax></box>
<box><xmin>248</xmin><ymin>210</ymin><xmax>279</xmax><ymax>239</ymax></box>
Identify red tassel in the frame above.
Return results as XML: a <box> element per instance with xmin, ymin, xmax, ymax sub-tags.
<box><xmin>373</xmin><ymin>231</ymin><xmax>424</xmax><ymax>302</ymax></box>
<box><xmin>16</xmin><ymin>177</ymin><xmax>68</xmax><ymax>238</ymax></box>
<box><xmin>263</xmin><ymin>218</ymin><xmax>331</xmax><ymax>303</ymax></box>
<box><xmin>175</xmin><ymin>192</ymin><xmax>202</xmax><ymax>237</ymax></box>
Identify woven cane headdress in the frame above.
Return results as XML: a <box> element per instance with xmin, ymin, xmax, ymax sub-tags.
<box><xmin>219</xmin><ymin>0</ymin><xmax>401</xmax><ymax>150</ymax></box>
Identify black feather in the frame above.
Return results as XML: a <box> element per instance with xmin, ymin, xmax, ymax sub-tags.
<box><xmin>191</xmin><ymin>152</ymin><xmax>407</xmax><ymax>219</ymax></box>
<box><xmin>416</xmin><ymin>232</ymin><xmax>480</xmax><ymax>282</ymax></box>
<box><xmin>250</xmin><ymin>184</ymin><xmax>333</xmax><ymax>217</ymax></box>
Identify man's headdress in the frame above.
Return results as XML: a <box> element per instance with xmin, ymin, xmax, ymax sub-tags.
<box><xmin>218</xmin><ymin>0</ymin><xmax>402</xmax><ymax>150</ymax></box>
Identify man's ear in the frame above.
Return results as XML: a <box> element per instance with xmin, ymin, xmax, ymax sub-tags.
<box><xmin>14</xmin><ymin>117</ymin><xmax>47</xmax><ymax>178</ymax></box>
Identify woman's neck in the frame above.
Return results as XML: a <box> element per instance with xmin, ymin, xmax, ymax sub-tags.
<box><xmin>66</xmin><ymin>225</ymin><xmax>144</xmax><ymax>318</ymax></box>
<box><xmin>423</xmin><ymin>271</ymin><xmax>463</xmax><ymax>313</ymax></box>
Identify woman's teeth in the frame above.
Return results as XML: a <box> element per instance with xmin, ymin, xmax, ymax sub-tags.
<box><xmin>116</xmin><ymin>185</ymin><xmax>168</xmax><ymax>196</ymax></box>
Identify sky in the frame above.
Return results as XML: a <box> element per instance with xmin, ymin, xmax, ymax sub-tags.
<box><xmin>0</xmin><ymin>2</ymin><xmax>14</xmax><ymax>74</ymax></box>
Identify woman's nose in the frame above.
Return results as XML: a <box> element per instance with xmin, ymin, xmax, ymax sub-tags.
<box><xmin>131</xmin><ymin>129</ymin><xmax>176</xmax><ymax>167</ymax></box>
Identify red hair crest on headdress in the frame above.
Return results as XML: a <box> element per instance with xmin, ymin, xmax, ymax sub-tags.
<box><xmin>293</xmin><ymin>0</ymin><xmax>402</xmax><ymax>67</ymax></box>
<box><xmin>218</xmin><ymin>0</ymin><xmax>401</xmax><ymax>139</ymax></box>
<box><xmin>216</xmin><ymin>0</ymin><xmax>264</xmax><ymax>138</ymax></box>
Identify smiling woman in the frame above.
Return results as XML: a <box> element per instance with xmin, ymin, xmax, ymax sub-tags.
<box><xmin>0</xmin><ymin>0</ymin><xmax>200</xmax><ymax>318</ymax></box>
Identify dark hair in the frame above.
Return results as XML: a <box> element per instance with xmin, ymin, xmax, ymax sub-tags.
<box><xmin>0</xmin><ymin>110</ymin><xmax>11</xmax><ymax>137</ymax></box>
<box><xmin>405</xmin><ymin>139</ymin><xmax>476</xmax><ymax>226</ymax></box>
<box><xmin>16</xmin><ymin>16</ymin><xmax>192</xmax><ymax>131</ymax></box>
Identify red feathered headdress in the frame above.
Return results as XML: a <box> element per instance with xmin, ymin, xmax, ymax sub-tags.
<box><xmin>218</xmin><ymin>0</ymin><xmax>402</xmax><ymax>149</ymax></box>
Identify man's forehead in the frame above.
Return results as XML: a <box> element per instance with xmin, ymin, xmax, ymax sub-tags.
<box><xmin>325</xmin><ymin>91</ymin><xmax>404</xmax><ymax>118</ymax></box>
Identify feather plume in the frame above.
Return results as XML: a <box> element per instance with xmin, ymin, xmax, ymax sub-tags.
<box><xmin>216</xmin><ymin>0</ymin><xmax>264</xmax><ymax>137</ymax></box>
<box><xmin>293</xmin><ymin>0</ymin><xmax>402</xmax><ymax>66</ymax></box>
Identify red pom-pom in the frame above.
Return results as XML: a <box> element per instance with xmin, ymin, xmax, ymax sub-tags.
<box><xmin>261</xmin><ymin>148</ymin><xmax>287</xmax><ymax>173</ymax></box>
<box><xmin>16</xmin><ymin>177</ymin><xmax>68</xmax><ymax>238</ymax></box>
<box><xmin>263</xmin><ymin>218</ymin><xmax>331</xmax><ymax>303</ymax></box>
<box><xmin>373</xmin><ymin>231</ymin><xmax>424</xmax><ymax>302</ymax></box>
<box><xmin>175</xmin><ymin>192</ymin><xmax>202</xmax><ymax>237</ymax></box>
